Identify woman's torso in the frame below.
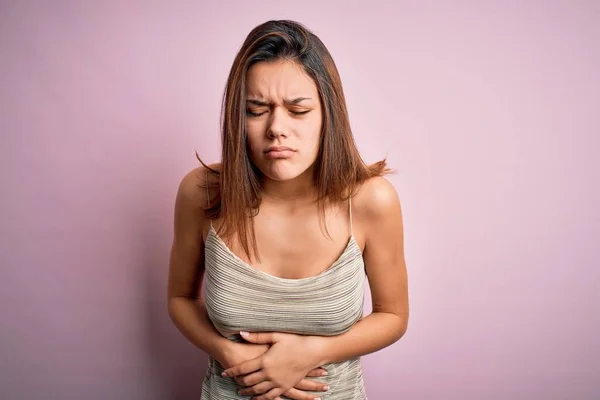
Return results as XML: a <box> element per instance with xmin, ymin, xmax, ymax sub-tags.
<box><xmin>200</xmin><ymin>185</ymin><xmax>367</xmax><ymax>399</ymax></box>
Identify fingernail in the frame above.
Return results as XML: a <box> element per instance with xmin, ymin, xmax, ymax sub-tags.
<box><xmin>221</xmin><ymin>371</ymin><xmax>227</xmax><ymax>377</ymax></box>
<box><xmin>323</xmin><ymin>385</ymin><xmax>329</xmax><ymax>391</ymax></box>
<box><xmin>321</xmin><ymin>370</ymin><xmax>328</xmax><ymax>376</ymax></box>
<box><xmin>240</xmin><ymin>331</ymin><xmax>249</xmax><ymax>337</ymax></box>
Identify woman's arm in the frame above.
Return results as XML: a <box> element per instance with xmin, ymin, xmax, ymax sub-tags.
<box><xmin>167</xmin><ymin>166</ymin><xmax>237</xmax><ymax>361</ymax></box>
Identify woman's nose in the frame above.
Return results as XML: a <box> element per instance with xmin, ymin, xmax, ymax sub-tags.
<box><xmin>267</xmin><ymin>107</ymin><xmax>288</xmax><ymax>138</ymax></box>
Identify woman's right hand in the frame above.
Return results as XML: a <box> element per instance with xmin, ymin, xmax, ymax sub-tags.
<box><xmin>217</xmin><ymin>341</ymin><xmax>329</xmax><ymax>400</ymax></box>
<box><xmin>217</xmin><ymin>340</ymin><xmax>270</xmax><ymax>370</ymax></box>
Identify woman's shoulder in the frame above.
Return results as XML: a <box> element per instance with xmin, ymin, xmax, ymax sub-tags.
<box><xmin>176</xmin><ymin>163</ymin><xmax>222</xmax><ymax>211</ymax></box>
<box><xmin>181</xmin><ymin>162</ymin><xmax>221</xmax><ymax>185</ymax></box>
<box><xmin>352</xmin><ymin>175</ymin><xmax>402</xmax><ymax>222</ymax></box>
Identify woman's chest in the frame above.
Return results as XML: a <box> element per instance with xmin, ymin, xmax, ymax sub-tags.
<box><xmin>203</xmin><ymin>234</ymin><xmax>367</xmax><ymax>337</ymax></box>
<box><xmin>215</xmin><ymin>212</ymin><xmax>358</xmax><ymax>279</ymax></box>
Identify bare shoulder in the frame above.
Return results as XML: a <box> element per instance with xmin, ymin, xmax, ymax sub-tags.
<box><xmin>350</xmin><ymin>175</ymin><xmax>403</xmax><ymax>248</ymax></box>
<box><xmin>352</xmin><ymin>175</ymin><xmax>402</xmax><ymax>221</ymax></box>
<box><xmin>176</xmin><ymin>163</ymin><xmax>221</xmax><ymax>206</ymax></box>
<box><xmin>174</xmin><ymin>163</ymin><xmax>221</xmax><ymax>235</ymax></box>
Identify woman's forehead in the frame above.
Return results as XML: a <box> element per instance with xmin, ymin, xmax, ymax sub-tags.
<box><xmin>246</xmin><ymin>60</ymin><xmax>317</xmax><ymax>98</ymax></box>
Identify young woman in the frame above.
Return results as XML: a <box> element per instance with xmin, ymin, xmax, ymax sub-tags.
<box><xmin>168</xmin><ymin>19</ymin><xmax>409</xmax><ymax>400</ymax></box>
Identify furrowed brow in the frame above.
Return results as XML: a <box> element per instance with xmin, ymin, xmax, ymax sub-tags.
<box><xmin>285</xmin><ymin>97</ymin><xmax>312</xmax><ymax>105</ymax></box>
<box><xmin>246</xmin><ymin>97</ymin><xmax>312</xmax><ymax>106</ymax></box>
<box><xmin>247</xmin><ymin>99</ymin><xmax>269</xmax><ymax>106</ymax></box>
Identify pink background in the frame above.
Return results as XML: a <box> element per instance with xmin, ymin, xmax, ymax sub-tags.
<box><xmin>1</xmin><ymin>1</ymin><xmax>599</xmax><ymax>399</ymax></box>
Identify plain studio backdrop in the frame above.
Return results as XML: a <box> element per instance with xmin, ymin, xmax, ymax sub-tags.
<box><xmin>1</xmin><ymin>1</ymin><xmax>598</xmax><ymax>399</ymax></box>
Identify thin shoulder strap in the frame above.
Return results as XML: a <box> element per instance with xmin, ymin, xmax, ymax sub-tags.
<box><xmin>349</xmin><ymin>195</ymin><xmax>353</xmax><ymax>237</ymax></box>
<box><xmin>205</xmin><ymin>170</ymin><xmax>212</xmax><ymax>228</ymax></box>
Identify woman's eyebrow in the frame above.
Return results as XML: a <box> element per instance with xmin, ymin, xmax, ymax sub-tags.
<box><xmin>246</xmin><ymin>97</ymin><xmax>312</xmax><ymax>106</ymax></box>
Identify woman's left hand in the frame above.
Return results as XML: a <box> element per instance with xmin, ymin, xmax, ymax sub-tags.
<box><xmin>221</xmin><ymin>331</ymin><xmax>326</xmax><ymax>399</ymax></box>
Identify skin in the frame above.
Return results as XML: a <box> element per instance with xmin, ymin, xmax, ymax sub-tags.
<box><xmin>167</xmin><ymin>59</ymin><xmax>409</xmax><ymax>400</ymax></box>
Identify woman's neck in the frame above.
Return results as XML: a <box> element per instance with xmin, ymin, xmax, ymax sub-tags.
<box><xmin>260</xmin><ymin>168</ymin><xmax>317</xmax><ymax>205</ymax></box>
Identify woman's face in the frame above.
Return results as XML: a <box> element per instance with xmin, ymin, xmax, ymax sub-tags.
<box><xmin>245</xmin><ymin>59</ymin><xmax>323</xmax><ymax>182</ymax></box>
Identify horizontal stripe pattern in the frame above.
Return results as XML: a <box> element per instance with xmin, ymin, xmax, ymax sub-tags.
<box><xmin>202</xmin><ymin>225</ymin><xmax>367</xmax><ymax>399</ymax></box>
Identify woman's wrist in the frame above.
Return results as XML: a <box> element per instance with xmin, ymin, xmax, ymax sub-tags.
<box><xmin>308</xmin><ymin>335</ymin><xmax>331</xmax><ymax>367</ymax></box>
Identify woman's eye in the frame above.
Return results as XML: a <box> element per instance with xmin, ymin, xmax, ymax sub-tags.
<box><xmin>246</xmin><ymin>110</ymin><xmax>265</xmax><ymax>117</ymax></box>
<box><xmin>246</xmin><ymin>109</ymin><xmax>311</xmax><ymax>117</ymax></box>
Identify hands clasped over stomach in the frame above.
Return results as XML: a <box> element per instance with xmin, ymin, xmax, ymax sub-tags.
<box><xmin>219</xmin><ymin>331</ymin><xmax>329</xmax><ymax>400</ymax></box>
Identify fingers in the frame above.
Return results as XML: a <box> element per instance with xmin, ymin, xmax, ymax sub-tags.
<box><xmin>251</xmin><ymin>387</ymin><xmax>285</xmax><ymax>400</ymax></box>
<box><xmin>284</xmin><ymin>387</ymin><xmax>327</xmax><ymax>400</ymax></box>
<box><xmin>305</xmin><ymin>368</ymin><xmax>328</xmax><ymax>377</ymax></box>
<box><xmin>222</xmin><ymin>357</ymin><xmax>262</xmax><ymax>378</ymax></box>
<box><xmin>237</xmin><ymin>380</ymin><xmax>275</xmax><ymax>397</ymax></box>
<box><xmin>294</xmin><ymin>378</ymin><xmax>329</xmax><ymax>392</ymax></box>
<box><xmin>234</xmin><ymin>371</ymin><xmax>266</xmax><ymax>387</ymax></box>
<box><xmin>240</xmin><ymin>331</ymin><xmax>279</xmax><ymax>344</ymax></box>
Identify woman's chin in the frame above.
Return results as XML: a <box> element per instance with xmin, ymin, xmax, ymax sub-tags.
<box><xmin>265</xmin><ymin>171</ymin><xmax>299</xmax><ymax>182</ymax></box>
<box><xmin>262</xmin><ymin>163</ymin><xmax>305</xmax><ymax>182</ymax></box>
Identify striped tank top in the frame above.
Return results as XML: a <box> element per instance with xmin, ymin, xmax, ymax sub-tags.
<box><xmin>201</xmin><ymin>189</ymin><xmax>367</xmax><ymax>399</ymax></box>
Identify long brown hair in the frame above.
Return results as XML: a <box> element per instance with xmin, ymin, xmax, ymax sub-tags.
<box><xmin>197</xmin><ymin>19</ymin><xmax>391</xmax><ymax>262</ymax></box>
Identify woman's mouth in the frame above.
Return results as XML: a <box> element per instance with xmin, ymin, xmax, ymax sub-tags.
<box><xmin>264</xmin><ymin>147</ymin><xmax>295</xmax><ymax>159</ymax></box>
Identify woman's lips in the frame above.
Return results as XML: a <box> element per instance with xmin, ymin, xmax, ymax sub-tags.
<box><xmin>264</xmin><ymin>149</ymin><xmax>295</xmax><ymax>159</ymax></box>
